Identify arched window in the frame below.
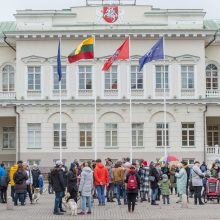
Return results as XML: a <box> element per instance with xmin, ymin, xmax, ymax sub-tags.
<box><xmin>206</xmin><ymin>64</ymin><xmax>218</xmax><ymax>90</ymax></box>
<box><xmin>2</xmin><ymin>65</ymin><xmax>14</xmax><ymax>91</ymax></box>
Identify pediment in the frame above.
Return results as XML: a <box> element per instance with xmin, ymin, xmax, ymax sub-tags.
<box><xmin>175</xmin><ymin>54</ymin><xmax>200</xmax><ymax>62</ymax></box>
<box><xmin>21</xmin><ymin>55</ymin><xmax>47</xmax><ymax>64</ymax></box>
<box><xmin>47</xmin><ymin>56</ymin><xmax>68</xmax><ymax>63</ymax></box>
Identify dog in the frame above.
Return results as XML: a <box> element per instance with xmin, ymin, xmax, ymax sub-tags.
<box><xmin>62</xmin><ymin>192</ymin><xmax>77</xmax><ymax>216</ymax></box>
<box><xmin>32</xmin><ymin>188</ymin><xmax>40</xmax><ymax>203</ymax></box>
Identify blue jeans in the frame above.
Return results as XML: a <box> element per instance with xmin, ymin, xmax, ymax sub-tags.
<box><xmin>115</xmin><ymin>183</ymin><xmax>127</xmax><ymax>204</ymax></box>
<box><xmin>151</xmin><ymin>188</ymin><xmax>158</xmax><ymax>201</ymax></box>
<box><xmin>54</xmin><ymin>191</ymin><xmax>64</xmax><ymax>213</ymax></box>
<box><xmin>96</xmin><ymin>185</ymin><xmax>105</xmax><ymax>204</ymax></box>
<box><xmin>14</xmin><ymin>193</ymin><xmax>25</xmax><ymax>205</ymax></box>
<box><xmin>81</xmin><ymin>196</ymin><xmax>92</xmax><ymax>212</ymax></box>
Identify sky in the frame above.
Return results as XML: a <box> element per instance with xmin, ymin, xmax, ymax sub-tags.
<box><xmin>0</xmin><ymin>0</ymin><xmax>219</xmax><ymax>21</ymax></box>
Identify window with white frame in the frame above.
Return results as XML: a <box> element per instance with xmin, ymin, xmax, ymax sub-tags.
<box><xmin>53</xmin><ymin>123</ymin><xmax>66</xmax><ymax>148</ymax></box>
<box><xmin>182</xmin><ymin>123</ymin><xmax>195</xmax><ymax>146</ymax></box>
<box><xmin>207</xmin><ymin>125</ymin><xmax>219</xmax><ymax>146</ymax></box>
<box><xmin>2</xmin><ymin>65</ymin><xmax>14</xmax><ymax>91</ymax></box>
<box><xmin>79</xmin><ymin>123</ymin><xmax>92</xmax><ymax>147</ymax></box>
<box><xmin>105</xmin><ymin>123</ymin><xmax>117</xmax><ymax>147</ymax></box>
<box><xmin>155</xmin><ymin>65</ymin><xmax>169</xmax><ymax>89</ymax></box>
<box><xmin>131</xmin><ymin>65</ymin><xmax>143</xmax><ymax>89</ymax></box>
<box><xmin>182</xmin><ymin>158</ymin><xmax>195</xmax><ymax>166</ymax></box>
<box><xmin>53</xmin><ymin>66</ymin><xmax>66</xmax><ymax>90</ymax></box>
<box><xmin>156</xmin><ymin>123</ymin><xmax>169</xmax><ymax>146</ymax></box>
<box><xmin>181</xmin><ymin>65</ymin><xmax>194</xmax><ymax>89</ymax></box>
<box><xmin>2</xmin><ymin>161</ymin><xmax>15</xmax><ymax>168</ymax></box>
<box><xmin>28</xmin><ymin>124</ymin><xmax>41</xmax><ymax>148</ymax></box>
<box><xmin>27</xmin><ymin>160</ymin><xmax>40</xmax><ymax>166</ymax></box>
<box><xmin>79</xmin><ymin>66</ymin><xmax>92</xmax><ymax>90</ymax></box>
<box><xmin>27</xmin><ymin>66</ymin><xmax>41</xmax><ymax>91</ymax></box>
<box><xmin>206</xmin><ymin>64</ymin><xmax>218</xmax><ymax>90</ymax></box>
<box><xmin>3</xmin><ymin>127</ymin><xmax>16</xmax><ymax>149</ymax></box>
<box><xmin>132</xmin><ymin>123</ymin><xmax>144</xmax><ymax>147</ymax></box>
<box><xmin>105</xmin><ymin>66</ymin><xmax>118</xmax><ymax>90</ymax></box>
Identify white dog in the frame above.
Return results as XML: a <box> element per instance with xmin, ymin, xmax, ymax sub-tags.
<box><xmin>32</xmin><ymin>188</ymin><xmax>40</xmax><ymax>203</ymax></box>
<box><xmin>62</xmin><ymin>193</ymin><xmax>77</xmax><ymax>216</ymax></box>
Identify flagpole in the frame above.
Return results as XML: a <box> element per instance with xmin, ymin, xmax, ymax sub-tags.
<box><xmin>163</xmin><ymin>36</ymin><xmax>167</xmax><ymax>159</ymax></box>
<box><xmin>59</xmin><ymin>38</ymin><xmax>62</xmax><ymax>161</ymax></box>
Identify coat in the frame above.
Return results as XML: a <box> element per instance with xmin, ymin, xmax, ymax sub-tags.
<box><xmin>175</xmin><ymin>168</ymin><xmax>187</xmax><ymax>195</ymax></box>
<box><xmin>13</xmin><ymin>168</ymin><xmax>28</xmax><ymax>193</ymax></box>
<box><xmin>32</xmin><ymin>168</ymin><xmax>41</xmax><ymax>188</ymax></box>
<box><xmin>9</xmin><ymin>164</ymin><xmax>18</xmax><ymax>187</ymax></box>
<box><xmin>51</xmin><ymin>167</ymin><xmax>65</xmax><ymax>192</ymax></box>
<box><xmin>139</xmin><ymin>166</ymin><xmax>150</xmax><ymax>193</ymax></box>
<box><xmin>94</xmin><ymin>163</ymin><xmax>109</xmax><ymax>186</ymax></box>
<box><xmin>67</xmin><ymin>170</ymin><xmax>78</xmax><ymax>193</ymax></box>
<box><xmin>149</xmin><ymin>167</ymin><xmax>160</xmax><ymax>190</ymax></box>
<box><xmin>78</xmin><ymin>167</ymin><xmax>93</xmax><ymax>197</ymax></box>
<box><xmin>191</xmin><ymin>165</ymin><xmax>204</xmax><ymax>187</ymax></box>
<box><xmin>112</xmin><ymin>167</ymin><xmax>124</xmax><ymax>183</ymax></box>
<box><xmin>169</xmin><ymin>168</ymin><xmax>176</xmax><ymax>188</ymax></box>
<box><xmin>125</xmin><ymin>170</ymin><xmax>140</xmax><ymax>194</ymax></box>
<box><xmin>159</xmin><ymin>179</ymin><xmax>170</xmax><ymax>196</ymax></box>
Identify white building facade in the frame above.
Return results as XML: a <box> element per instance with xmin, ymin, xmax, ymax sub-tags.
<box><xmin>0</xmin><ymin>1</ymin><xmax>220</xmax><ymax>168</ymax></box>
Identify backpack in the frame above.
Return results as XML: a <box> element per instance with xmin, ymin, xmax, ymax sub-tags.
<box><xmin>127</xmin><ymin>174</ymin><xmax>137</xmax><ymax>190</ymax></box>
<box><xmin>14</xmin><ymin>171</ymin><xmax>25</xmax><ymax>185</ymax></box>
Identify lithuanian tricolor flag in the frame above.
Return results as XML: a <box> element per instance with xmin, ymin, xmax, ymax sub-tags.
<box><xmin>68</xmin><ymin>37</ymin><xmax>94</xmax><ymax>63</ymax></box>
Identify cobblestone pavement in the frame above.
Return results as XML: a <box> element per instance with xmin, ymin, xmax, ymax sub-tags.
<box><xmin>0</xmin><ymin>193</ymin><xmax>220</xmax><ymax>220</ymax></box>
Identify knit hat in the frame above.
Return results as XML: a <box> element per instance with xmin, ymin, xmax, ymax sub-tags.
<box><xmin>162</xmin><ymin>174</ymin><xmax>168</xmax><ymax>179</ymax></box>
<box><xmin>142</xmin><ymin>161</ymin><xmax>148</xmax><ymax>166</ymax></box>
<box><xmin>70</xmin><ymin>162</ymin><xmax>76</xmax><ymax>170</ymax></box>
<box><xmin>56</xmin><ymin>160</ymin><xmax>63</xmax><ymax>166</ymax></box>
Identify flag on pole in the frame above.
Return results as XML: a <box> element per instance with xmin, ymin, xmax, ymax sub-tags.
<box><xmin>139</xmin><ymin>37</ymin><xmax>164</xmax><ymax>71</ymax></box>
<box><xmin>68</xmin><ymin>37</ymin><xmax>94</xmax><ymax>63</ymax></box>
<box><xmin>102</xmin><ymin>38</ymin><xmax>129</xmax><ymax>71</ymax></box>
<box><xmin>57</xmin><ymin>39</ymin><xmax>62</xmax><ymax>81</ymax></box>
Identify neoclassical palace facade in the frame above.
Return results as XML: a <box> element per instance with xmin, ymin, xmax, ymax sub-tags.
<box><xmin>0</xmin><ymin>1</ymin><xmax>220</xmax><ymax>167</ymax></box>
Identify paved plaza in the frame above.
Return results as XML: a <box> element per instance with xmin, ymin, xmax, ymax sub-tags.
<box><xmin>0</xmin><ymin>193</ymin><xmax>220</xmax><ymax>220</ymax></box>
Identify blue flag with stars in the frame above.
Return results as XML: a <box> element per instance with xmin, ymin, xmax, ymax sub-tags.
<box><xmin>57</xmin><ymin>39</ymin><xmax>62</xmax><ymax>81</ymax></box>
<box><xmin>139</xmin><ymin>37</ymin><xmax>164</xmax><ymax>71</ymax></box>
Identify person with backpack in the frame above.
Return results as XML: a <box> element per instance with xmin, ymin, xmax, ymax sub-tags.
<box><xmin>31</xmin><ymin>164</ymin><xmax>41</xmax><ymax>194</ymax></box>
<box><xmin>13</xmin><ymin>160</ymin><xmax>28</xmax><ymax>206</ymax></box>
<box><xmin>0</xmin><ymin>163</ymin><xmax>9</xmax><ymax>203</ymax></box>
<box><xmin>125</xmin><ymin>165</ymin><xmax>140</xmax><ymax>213</ymax></box>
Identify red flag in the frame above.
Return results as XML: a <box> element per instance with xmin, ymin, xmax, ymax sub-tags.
<box><xmin>102</xmin><ymin>38</ymin><xmax>129</xmax><ymax>71</ymax></box>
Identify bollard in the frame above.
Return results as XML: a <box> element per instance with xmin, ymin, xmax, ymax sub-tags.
<box><xmin>6</xmin><ymin>196</ymin><xmax>14</xmax><ymax>210</ymax></box>
<box><xmin>181</xmin><ymin>194</ymin><xmax>188</xmax><ymax>208</ymax></box>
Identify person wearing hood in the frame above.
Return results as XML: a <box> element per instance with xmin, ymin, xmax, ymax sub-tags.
<box><xmin>67</xmin><ymin>162</ymin><xmax>78</xmax><ymax>203</ymax></box>
<box><xmin>78</xmin><ymin>162</ymin><xmax>94</xmax><ymax>215</ymax></box>
<box><xmin>51</xmin><ymin>160</ymin><xmax>65</xmax><ymax>215</ymax></box>
<box><xmin>159</xmin><ymin>174</ymin><xmax>171</xmax><ymax>204</ymax></box>
<box><xmin>9</xmin><ymin>163</ymin><xmax>18</xmax><ymax>202</ymax></box>
<box><xmin>139</xmin><ymin>160</ymin><xmax>150</xmax><ymax>202</ymax></box>
<box><xmin>125</xmin><ymin>165</ymin><xmax>140</xmax><ymax>213</ymax></box>
<box><xmin>94</xmin><ymin>159</ymin><xmax>109</xmax><ymax>206</ymax></box>
<box><xmin>31</xmin><ymin>164</ymin><xmax>41</xmax><ymax>193</ymax></box>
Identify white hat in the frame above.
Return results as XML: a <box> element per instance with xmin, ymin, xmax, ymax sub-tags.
<box><xmin>56</xmin><ymin>160</ymin><xmax>63</xmax><ymax>166</ymax></box>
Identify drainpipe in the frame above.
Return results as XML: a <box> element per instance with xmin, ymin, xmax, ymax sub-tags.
<box><xmin>3</xmin><ymin>33</ymin><xmax>16</xmax><ymax>52</ymax></box>
<box><xmin>203</xmin><ymin>105</ymin><xmax>208</xmax><ymax>163</ymax></box>
<box><xmin>205</xmin><ymin>30</ymin><xmax>219</xmax><ymax>49</ymax></box>
<box><xmin>14</xmin><ymin>106</ymin><xmax>20</xmax><ymax>161</ymax></box>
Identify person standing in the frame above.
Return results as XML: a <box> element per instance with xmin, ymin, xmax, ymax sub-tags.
<box><xmin>23</xmin><ymin>162</ymin><xmax>33</xmax><ymax>204</ymax></box>
<box><xmin>13</xmin><ymin>161</ymin><xmax>28</xmax><ymax>206</ymax></box>
<box><xmin>169</xmin><ymin>164</ymin><xmax>177</xmax><ymax>195</ymax></box>
<box><xmin>51</xmin><ymin>160</ymin><xmax>65</xmax><ymax>215</ymax></box>
<box><xmin>31</xmin><ymin>164</ymin><xmax>41</xmax><ymax>193</ymax></box>
<box><xmin>78</xmin><ymin>162</ymin><xmax>94</xmax><ymax>215</ymax></box>
<box><xmin>106</xmin><ymin>159</ymin><xmax>115</xmax><ymax>203</ymax></box>
<box><xmin>9</xmin><ymin>163</ymin><xmax>18</xmax><ymax>202</ymax></box>
<box><xmin>0</xmin><ymin>163</ymin><xmax>9</xmax><ymax>203</ymax></box>
<box><xmin>94</xmin><ymin>159</ymin><xmax>109</xmax><ymax>206</ymax></box>
<box><xmin>192</xmin><ymin>161</ymin><xmax>205</xmax><ymax>205</ymax></box>
<box><xmin>48</xmin><ymin>169</ymin><xmax>54</xmax><ymax>194</ymax></box>
<box><xmin>125</xmin><ymin>165</ymin><xmax>140</xmax><ymax>213</ymax></box>
<box><xmin>159</xmin><ymin>174</ymin><xmax>171</xmax><ymax>204</ymax></box>
<box><xmin>66</xmin><ymin>162</ymin><xmax>78</xmax><ymax>203</ymax></box>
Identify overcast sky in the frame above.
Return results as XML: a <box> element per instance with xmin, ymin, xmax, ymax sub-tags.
<box><xmin>0</xmin><ymin>0</ymin><xmax>219</xmax><ymax>21</ymax></box>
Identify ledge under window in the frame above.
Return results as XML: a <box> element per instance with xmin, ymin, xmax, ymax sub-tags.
<box><xmin>78</xmin><ymin>147</ymin><xmax>93</xmax><ymax>149</ymax></box>
<box><xmin>181</xmin><ymin>146</ymin><xmax>196</xmax><ymax>148</ymax></box>
<box><xmin>2</xmin><ymin>148</ymin><xmax>16</xmax><ymax>150</ymax></box>
<box><xmin>104</xmin><ymin>146</ymin><xmax>119</xmax><ymax>149</ymax></box>
<box><xmin>132</xmin><ymin>146</ymin><xmax>145</xmax><ymax>149</ymax></box>
<box><xmin>27</xmin><ymin>148</ymin><xmax>42</xmax><ymax>150</ymax></box>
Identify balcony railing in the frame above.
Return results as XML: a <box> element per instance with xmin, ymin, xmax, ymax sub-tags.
<box><xmin>0</xmin><ymin>91</ymin><xmax>16</xmax><ymax>99</ymax></box>
<box><xmin>206</xmin><ymin>89</ymin><xmax>220</xmax><ymax>97</ymax></box>
<box><xmin>78</xmin><ymin>89</ymin><xmax>93</xmax><ymax>96</ymax></box>
<box><xmin>181</xmin><ymin>89</ymin><xmax>195</xmax><ymax>98</ymax></box>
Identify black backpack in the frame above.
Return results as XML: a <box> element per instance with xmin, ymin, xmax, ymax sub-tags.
<box><xmin>14</xmin><ymin>171</ymin><xmax>25</xmax><ymax>185</ymax></box>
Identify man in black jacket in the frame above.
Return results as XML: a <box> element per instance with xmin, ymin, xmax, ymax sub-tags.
<box><xmin>51</xmin><ymin>161</ymin><xmax>65</xmax><ymax>215</ymax></box>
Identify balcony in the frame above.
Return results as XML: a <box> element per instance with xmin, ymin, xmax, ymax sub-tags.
<box><xmin>206</xmin><ymin>145</ymin><xmax>220</xmax><ymax>165</ymax></box>
<box><xmin>206</xmin><ymin>89</ymin><xmax>220</xmax><ymax>98</ymax></box>
<box><xmin>78</xmin><ymin>89</ymin><xmax>93</xmax><ymax>97</ymax></box>
<box><xmin>0</xmin><ymin>91</ymin><xmax>16</xmax><ymax>99</ymax></box>
<box><xmin>181</xmin><ymin>89</ymin><xmax>195</xmax><ymax>98</ymax></box>
<box><xmin>104</xmin><ymin>89</ymin><xmax>118</xmax><ymax>97</ymax></box>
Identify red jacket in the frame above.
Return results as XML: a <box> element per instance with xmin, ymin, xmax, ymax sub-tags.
<box><xmin>94</xmin><ymin>163</ymin><xmax>109</xmax><ymax>186</ymax></box>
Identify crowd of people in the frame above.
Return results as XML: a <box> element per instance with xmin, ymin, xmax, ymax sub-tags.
<box><xmin>0</xmin><ymin>158</ymin><xmax>219</xmax><ymax>216</ymax></box>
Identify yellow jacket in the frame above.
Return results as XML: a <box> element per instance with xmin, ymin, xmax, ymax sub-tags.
<box><xmin>9</xmin><ymin>164</ymin><xmax>18</xmax><ymax>186</ymax></box>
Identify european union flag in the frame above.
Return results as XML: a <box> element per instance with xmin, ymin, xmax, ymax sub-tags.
<box><xmin>57</xmin><ymin>39</ymin><xmax>62</xmax><ymax>81</ymax></box>
<box><xmin>139</xmin><ymin>37</ymin><xmax>164</xmax><ymax>71</ymax></box>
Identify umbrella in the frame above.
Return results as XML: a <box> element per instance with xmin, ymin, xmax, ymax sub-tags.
<box><xmin>159</xmin><ymin>155</ymin><xmax>178</xmax><ymax>163</ymax></box>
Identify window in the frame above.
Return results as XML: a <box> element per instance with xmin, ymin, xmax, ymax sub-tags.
<box><xmin>105</xmin><ymin>123</ymin><xmax>117</xmax><ymax>147</ymax></box>
<box><xmin>207</xmin><ymin>125</ymin><xmax>219</xmax><ymax>146</ymax></box>
<box><xmin>79</xmin><ymin>66</ymin><xmax>92</xmax><ymax>90</ymax></box>
<box><xmin>28</xmin><ymin>124</ymin><xmax>41</xmax><ymax>148</ymax></box>
<box><xmin>53</xmin><ymin>159</ymin><xmax>66</xmax><ymax>165</ymax></box>
<box><xmin>130</xmin><ymin>65</ymin><xmax>143</xmax><ymax>89</ymax></box>
<box><xmin>53</xmin><ymin>66</ymin><xmax>66</xmax><ymax>90</ymax></box>
<box><xmin>27</xmin><ymin>66</ymin><xmax>41</xmax><ymax>91</ymax></box>
<box><xmin>156</xmin><ymin>123</ymin><xmax>169</xmax><ymax>146</ymax></box>
<box><xmin>181</xmin><ymin>65</ymin><xmax>194</xmax><ymax>89</ymax></box>
<box><xmin>182</xmin><ymin>123</ymin><xmax>195</xmax><ymax>146</ymax></box>
<box><xmin>79</xmin><ymin>123</ymin><xmax>92</xmax><ymax>147</ymax></box>
<box><xmin>105</xmin><ymin>66</ymin><xmax>117</xmax><ymax>90</ymax></box>
<box><xmin>182</xmin><ymin>158</ymin><xmax>195</xmax><ymax>166</ymax></box>
<box><xmin>3</xmin><ymin>127</ymin><xmax>16</xmax><ymax>149</ymax></box>
<box><xmin>132</xmin><ymin>123</ymin><xmax>143</xmax><ymax>147</ymax></box>
<box><xmin>2</xmin><ymin>161</ymin><xmax>15</xmax><ymax>169</ymax></box>
<box><xmin>206</xmin><ymin>64</ymin><xmax>218</xmax><ymax>90</ymax></box>
<box><xmin>2</xmin><ymin>65</ymin><xmax>14</xmax><ymax>91</ymax></box>
<box><xmin>155</xmin><ymin>65</ymin><xmax>169</xmax><ymax>89</ymax></box>
<box><xmin>27</xmin><ymin>160</ymin><xmax>40</xmax><ymax>166</ymax></box>
<box><xmin>53</xmin><ymin>123</ymin><xmax>66</xmax><ymax>147</ymax></box>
